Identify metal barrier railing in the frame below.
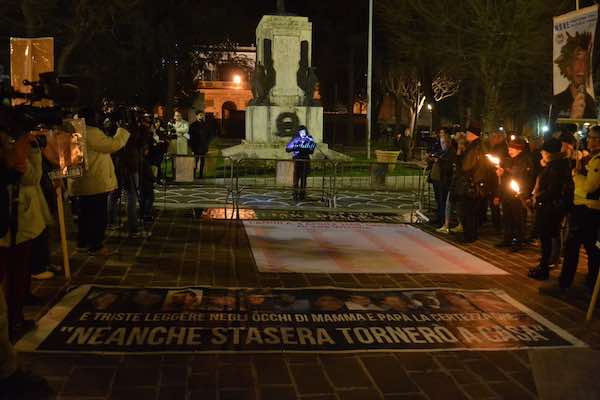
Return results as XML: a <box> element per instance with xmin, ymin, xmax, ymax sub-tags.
<box><xmin>157</xmin><ymin>156</ymin><xmax>432</xmax><ymax>221</ymax></box>
<box><xmin>232</xmin><ymin>158</ymin><xmax>336</xmax><ymax>209</ymax></box>
<box><xmin>159</xmin><ymin>155</ymin><xmax>235</xmax><ymax>213</ymax></box>
<box><xmin>329</xmin><ymin>159</ymin><xmax>429</xmax><ymax>214</ymax></box>
<box><xmin>332</xmin><ymin>160</ymin><xmax>426</xmax><ymax>192</ymax></box>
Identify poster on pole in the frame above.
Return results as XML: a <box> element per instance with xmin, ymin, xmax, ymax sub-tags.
<box><xmin>43</xmin><ymin>118</ymin><xmax>87</xmax><ymax>179</ymax></box>
<box><xmin>16</xmin><ymin>285</ymin><xmax>585</xmax><ymax>354</ymax></box>
<box><xmin>552</xmin><ymin>5</ymin><xmax>599</xmax><ymax>120</ymax></box>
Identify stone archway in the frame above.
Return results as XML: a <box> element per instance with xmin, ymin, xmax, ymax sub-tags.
<box><xmin>221</xmin><ymin>101</ymin><xmax>238</xmax><ymax>120</ymax></box>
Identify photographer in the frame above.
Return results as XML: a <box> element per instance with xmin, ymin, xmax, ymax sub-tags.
<box><xmin>118</xmin><ymin>110</ymin><xmax>150</xmax><ymax>238</ymax></box>
<box><xmin>139</xmin><ymin>113</ymin><xmax>157</xmax><ymax>223</ymax></box>
<box><xmin>71</xmin><ymin>109</ymin><xmax>130</xmax><ymax>256</ymax></box>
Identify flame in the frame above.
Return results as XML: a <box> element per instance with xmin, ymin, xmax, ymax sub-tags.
<box><xmin>510</xmin><ymin>180</ymin><xmax>520</xmax><ymax>194</ymax></box>
<box><xmin>486</xmin><ymin>154</ymin><xmax>500</xmax><ymax>166</ymax></box>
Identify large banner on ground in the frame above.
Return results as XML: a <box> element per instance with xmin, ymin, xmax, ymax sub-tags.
<box><xmin>552</xmin><ymin>5</ymin><xmax>599</xmax><ymax>120</ymax></box>
<box><xmin>17</xmin><ymin>286</ymin><xmax>585</xmax><ymax>354</ymax></box>
<box><xmin>244</xmin><ymin>221</ymin><xmax>508</xmax><ymax>275</ymax></box>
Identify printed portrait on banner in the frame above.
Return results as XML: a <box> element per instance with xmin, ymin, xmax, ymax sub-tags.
<box><xmin>553</xmin><ymin>5</ymin><xmax>599</xmax><ymax>120</ymax></box>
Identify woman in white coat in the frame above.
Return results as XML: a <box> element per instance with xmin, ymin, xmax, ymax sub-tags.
<box><xmin>70</xmin><ymin>112</ymin><xmax>130</xmax><ymax>256</ymax></box>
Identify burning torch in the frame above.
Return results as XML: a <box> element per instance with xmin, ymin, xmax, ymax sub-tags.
<box><xmin>510</xmin><ymin>179</ymin><xmax>520</xmax><ymax>195</ymax></box>
<box><xmin>486</xmin><ymin>154</ymin><xmax>501</xmax><ymax>184</ymax></box>
<box><xmin>486</xmin><ymin>154</ymin><xmax>500</xmax><ymax>167</ymax></box>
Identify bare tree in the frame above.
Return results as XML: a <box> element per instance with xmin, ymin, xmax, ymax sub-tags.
<box><xmin>381</xmin><ymin>66</ymin><xmax>458</xmax><ymax>137</ymax></box>
<box><xmin>377</xmin><ymin>0</ymin><xmax>568</xmax><ymax>133</ymax></box>
<box><xmin>433</xmin><ymin>74</ymin><xmax>459</xmax><ymax>102</ymax></box>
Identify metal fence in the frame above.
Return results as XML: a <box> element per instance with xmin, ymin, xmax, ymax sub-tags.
<box><xmin>233</xmin><ymin>158</ymin><xmax>336</xmax><ymax>207</ymax></box>
<box><xmin>159</xmin><ymin>155</ymin><xmax>235</xmax><ymax>212</ymax></box>
<box><xmin>158</xmin><ymin>156</ymin><xmax>432</xmax><ymax>219</ymax></box>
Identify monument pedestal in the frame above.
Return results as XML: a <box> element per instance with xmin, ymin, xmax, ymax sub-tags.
<box><xmin>221</xmin><ymin>140</ymin><xmax>348</xmax><ymax>161</ymax></box>
<box><xmin>246</xmin><ymin>105</ymin><xmax>322</xmax><ymax>143</ymax></box>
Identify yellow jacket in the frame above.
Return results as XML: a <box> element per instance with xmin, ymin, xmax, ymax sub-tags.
<box><xmin>573</xmin><ymin>152</ymin><xmax>600</xmax><ymax>210</ymax></box>
<box><xmin>70</xmin><ymin>126</ymin><xmax>130</xmax><ymax>196</ymax></box>
<box><xmin>0</xmin><ymin>147</ymin><xmax>53</xmax><ymax>246</ymax></box>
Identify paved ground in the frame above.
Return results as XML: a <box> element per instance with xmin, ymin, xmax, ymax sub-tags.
<box><xmin>20</xmin><ymin>202</ymin><xmax>600</xmax><ymax>400</ymax></box>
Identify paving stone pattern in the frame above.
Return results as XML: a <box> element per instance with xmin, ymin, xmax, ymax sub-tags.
<box><xmin>154</xmin><ymin>184</ymin><xmax>419</xmax><ymax>215</ymax></box>
<box><xmin>22</xmin><ymin>208</ymin><xmax>600</xmax><ymax>400</ymax></box>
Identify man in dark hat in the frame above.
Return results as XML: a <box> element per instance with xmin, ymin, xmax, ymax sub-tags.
<box><xmin>559</xmin><ymin>131</ymin><xmax>578</xmax><ymax>167</ymax></box>
<box><xmin>493</xmin><ymin>137</ymin><xmax>533</xmax><ymax>251</ymax></box>
<box><xmin>454</xmin><ymin>125</ymin><xmax>489</xmax><ymax>243</ymax></box>
<box><xmin>530</xmin><ymin>138</ymin><xmax>574</xmax><ymax>280</ymax></box>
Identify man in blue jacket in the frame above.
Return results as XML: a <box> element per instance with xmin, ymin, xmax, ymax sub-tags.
<box><xmin>286</xmin><ymin>126</ymin><xmax>316</xmax><ymax>201</ymax></box>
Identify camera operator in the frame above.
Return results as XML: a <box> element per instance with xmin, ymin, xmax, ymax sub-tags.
<box><xmin>0</xmin><ymin>131</ymin><xmax>53</xmax><ymax>400</ymax></box>
<box><xmin>0</xmin><ymin>130</ymin><xmax>53</xmax><ymax>340</ymax></box>
<box><xmin>139</xmin><ymin>113</ymin><xmax>157</xmax><ymax>222</ymax></box>
<box><xmin>71</xmin><ymin>108</ymin><xmax>130</xmax><ymax>256</ymax></box>
<box><xmin>116</xmin><ymin>109</ymin><xmax>151</xmax><ymax>238</ymax></box>
<box><xmin>104</xmin><ymin>102</ymin><xmax>125</xmax><ymax>230</ymax></box>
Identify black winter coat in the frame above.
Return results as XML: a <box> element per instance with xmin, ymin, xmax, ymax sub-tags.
<box><xmin>498</xmin><ymin>152</ymin><xmax>534</xmax><ymax>199</ymax></box>
<box><xmin>454</xmin><ymin>139</ymin><xmax>491</xmax><ymax>198</ymax></box>
<box><xmin>534</xmin><ymin>155</ymin><xmax>573</xmax><ymax>210</ymax></box>
<box><xmin>430</xmin><ymin>146</ymin><xmax>456</xmax><ymax>187</ymax></box>
<box><xmin>189</xmin><ymin>118</ymin><xmax>217</xmax><ymax>155</ymax></box>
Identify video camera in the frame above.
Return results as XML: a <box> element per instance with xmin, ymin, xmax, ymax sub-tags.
<box><xmin>0</xmin><ymin>69</ymin><xmax>79</xmax><ymax>245</ymax></box>
<box><xmin>0</xmin><ymin>68</ymin><xmax>80</xmax><ymax>142</ymax></box>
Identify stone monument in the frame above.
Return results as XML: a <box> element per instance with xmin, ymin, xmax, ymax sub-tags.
<box><xmin>222</xmin><ymin>0</ymin><xmax>347</xmax><ymax>160</ymax></box>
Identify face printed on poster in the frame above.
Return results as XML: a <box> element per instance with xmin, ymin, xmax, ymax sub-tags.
<box><xmin>553</xmin><ymin>6</ymin><xmax>599</xmax><ymax>120</ymax></box>
<box><xmin>16</xmin><ymin>285</ymin><xmax>586</xmax><ymax>354</ymax></box>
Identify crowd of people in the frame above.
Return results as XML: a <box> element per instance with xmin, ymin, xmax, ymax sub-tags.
<box><xmin>427</xmin><ymin>124</ymin><xmax>600</xmax><ymax>295</ymax></box>
<box><xmin>0</xmin><ymin>102</ymin><xmax>218</xmax><ymax>395</ymax></box>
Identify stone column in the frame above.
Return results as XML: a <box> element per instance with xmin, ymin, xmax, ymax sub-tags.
<box><xmin>256</xmin><ymin>15</ymin><xmax>312</xmax><ymax>107</ymax></box>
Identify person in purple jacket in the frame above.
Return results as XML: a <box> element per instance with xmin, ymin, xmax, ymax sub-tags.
<box><xmin>286</xmin><ymin>125</ymin><xmax>316</xmax><ymax>201</ymax></box>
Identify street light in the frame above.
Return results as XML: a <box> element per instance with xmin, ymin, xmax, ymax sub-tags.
<box><xmin>367</xmin><ymin>0</ymin><xmax>373</xmax><ymax>159</ymax></box>
<box><xmin>541</xmin><ymin>125</ymin><xmax>549</xmax><ymax>133</ymax></box>
<box><xmin>427</xmin><ymin>104</ymin><xmax>433</xmax><ymax>137</ymax></box>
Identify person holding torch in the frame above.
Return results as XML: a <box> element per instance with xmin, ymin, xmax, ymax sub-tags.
<box><xmin>531</xmin><ymin>139</ymin><xmax>574</xmax><ymax>281</ymax></box>
<box><xmin>492</xmin><ymin>137</ymin><xmax>533</xmax><ymax>252</ymax></box>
